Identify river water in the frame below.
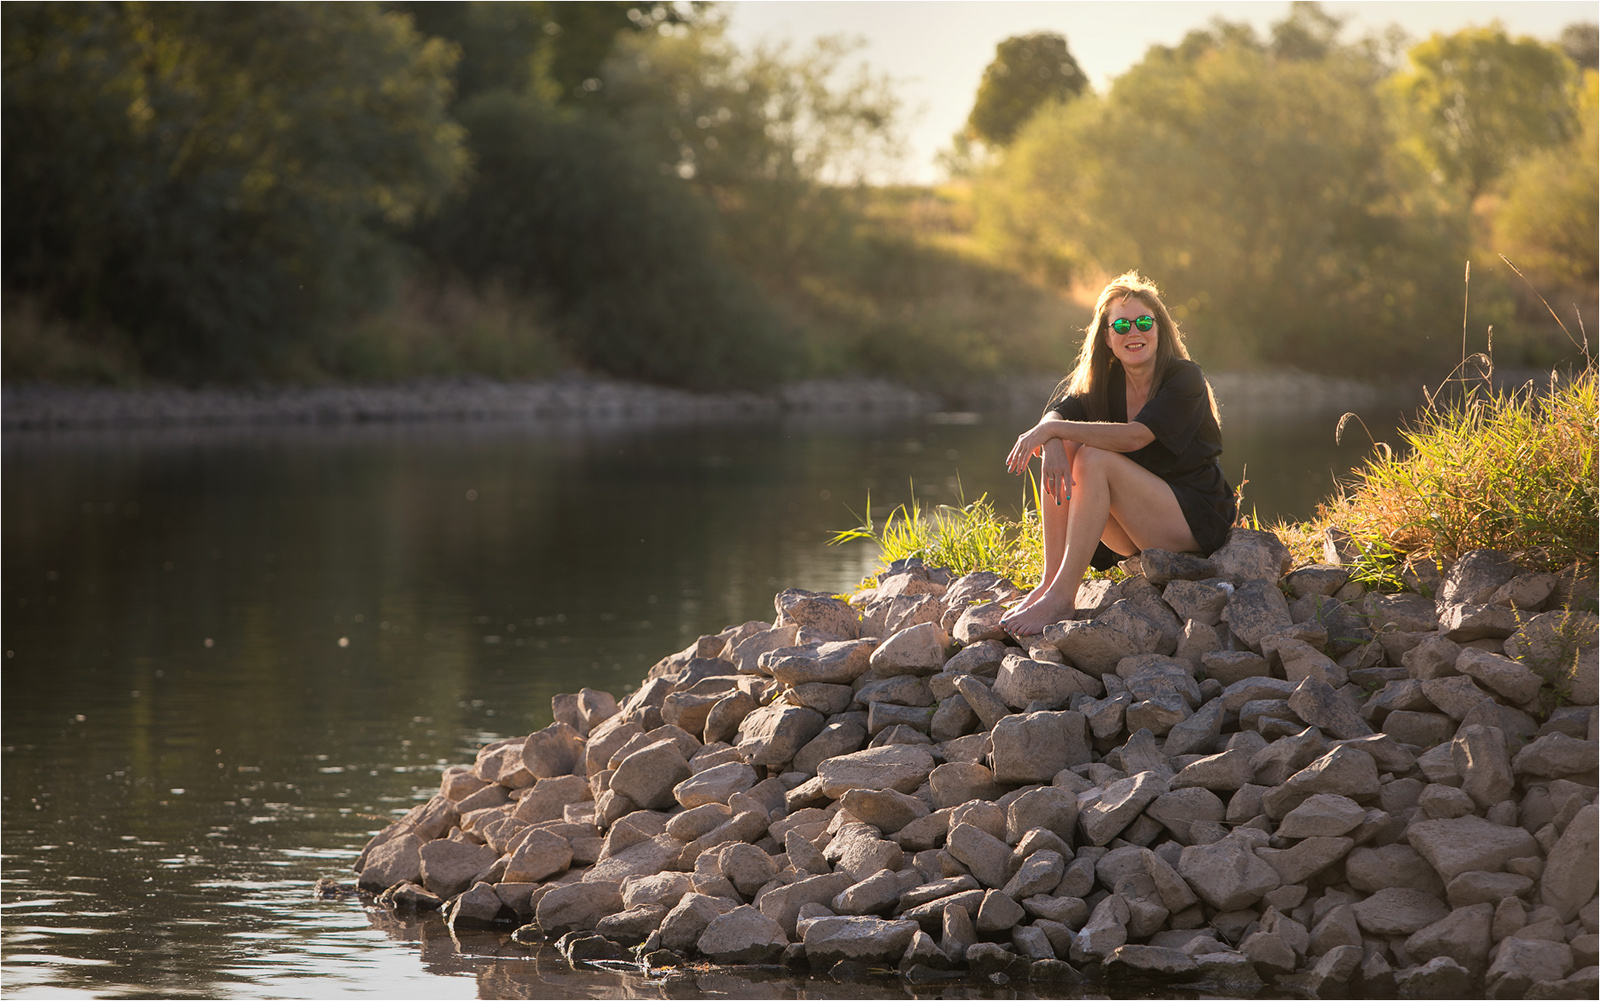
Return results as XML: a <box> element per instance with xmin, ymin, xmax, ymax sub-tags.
<box><xmin>1</xmin><ymin>396</ymin><xmax>1408</xmax><ymax>998</ymax></box>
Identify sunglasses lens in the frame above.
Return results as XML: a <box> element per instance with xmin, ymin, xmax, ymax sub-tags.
<box><xmin>1136</xmin><ymin>316</ymin><xmax>1155</xmax><ymax>332</ymax></box>
<box><xmin>1111</xmin><ymin>318</ymin><xmax>1130</xmax><ymax>334</ymax></box>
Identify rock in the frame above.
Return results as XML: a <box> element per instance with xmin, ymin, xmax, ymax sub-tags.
<box><xmin>585</xmin><ymin>832</ymin><xmax>685</xmax><ymax>883</ymax></box>
<box><xmin>1219</xmin><ymin>579</ymin><xmax>1293</xmax><ymax>651</ymax></box>
<box><xmin>1166</xmin><ymin>579</ymin><xmax>1231</xmax><ymax>626</ymax></box>
<box><xmin>503</xmin><ymin>828</ymin><xmax>575</xmax><ymax>883</ymax></box>
<box><xmin>703</xmin><ymin>691</ymin><xmax>761</xmax><ymax>744</ymax></box>
<box><xmin>1419</xmin><ymin>676</ymin><xmax>1495</xmax><ymax>719</ymax></box>
<box><xmin>1045</xmin><ymin>618</ymin><xmax>1141</xmax><ymax>677</ymax></box>
<box><xmin>1364</xmin><ymin>591</ymin><xmax>1443</xmax><ymax>633</ymax></box>
<box><xmin>803</xmin><ymin>915</ymin><xmax>920</xmax><ymax>964</ymax></box>
<box><xmin>1006</xmin><ymin>786</ymin><xmax>1079</xmax><ymax>845</ymax></box>
<box><xmin>1541</xmin><ymin>804</ymin><xmax>1598</xmax><ymax>921</ymax></box>
<box><xmin>825</xmin><ymin>824</ymin><xmax>904</xmax><ymax>882</ymax></box>
<box><xmin>1514</xmin><ymin>733</ymin><xmax>1600</xmax><ymax>778</ymax></box>
<box><xmin>622</xmin><ymin>871</ymin><xmax>696</xmax><ymax>910</ymax></box>
<box><xmin>1486</xmin><ymin>938</ymin><xmax>1576</xmax><ymax>998</ymax></box>
<box><xmin>1505</xmin><ymin>610</ymin><xmax>1599</xmax><ymax>706</ymax></box>
<box><xmin>951</xmin><ymin>675</ymin><xmax>1011</xmax><ymax>730</ymax></box>
<box><xmin>1241</xmin><ymin>927</ymin><xmax>1298</xmax><ymax>975</ymax></box>
<box><xmin>1258</xmin><ymin>836</ymin><xmax>1354</xmax><ymax>885</ymax></box>
<box><xmin>946</xmin><ymin>822</ymin><xmax>1011</xmax><ymax>889</ymax></box>
<box><xmin>1201</xmin><ymin>650</ymin><xmax>1273</xmax><ymax>685</ymax></box>
<box><xmin>418</xmin><ymin>839</ymin><xmax>497</xmax><ymax>900</ymax></box>
<box><xmin>673</xmin><ymin>761</ymin><xmax>757</xmax><ymax>809</ymax></box>
<box><xmin>928</xmin><ymin>761</ymin><xmax>998</xmax><ymax>808</ymax></box>
<box><xmin>737</xmin><ymin>704</ymin><xmax>828</xmax><ymax>768</ymax></box>
<box><xmin>1145</xmin><ymin>787</ymin><xmax>1225</xmax><ymax>842</ymax></box>
<box><xmin>1106</xmin><ymin>943</ymin><xmax>1199</xmax><ymax>977</ymax></box>
<box><xmin>990</xmin><ymin>710</ymin><xmax>1090</xmax><ymax>783</ymax></box>
<box><xmin>758</xmin><ymin>872</ymin><xmax>855</xmax><ymax>939</ymax></box>
<box><xmin>1163</xmin><ymin>699</ymin><xmax>1224</xmax><ymax>756</ymax></box>
<box><xmin>1081</xmin><ymin>770</ymin><xmax>1168</xmax><ymax>846</ymax></box>
<box><xmin>975</xmin><ymin>888</ymin><xmax>1026</xmax><ymax>933</ymax></box>
<box><xmin>1178</xmin><ymin>835</ymin><xmax>1281</xmax><ymax>911</ymax></box>
<box><xmin>358</xmin><ymin>832</ymin><xmax>423</xmax><ymax>890</ymax></box>
<box><xmin>1452</xmin><ymin>725</ymin><xmax>1514</xmax><ymax>810</ymax></box>
<box><xmin>993</xmin><ymin>655</ymin><xmax>1098</xmax><ymax>709</ymax></box>
<box><xmin>1407</xmin><ymin>815</ymin><xmax>1541</xmax><ymax>883</ymax></box>
<box><xmin>1072</xmin><ymin>893</ymin><xmax>1131</xmax><ymax>961</ymax></box>
<box><xmin>775</xmin><ymin>589</ymin><xmax>861</xmax><ymax>638</ymax></box>
<box><xmin>1396</xmin><ymin>955</ymin><xmax>1474</xmax><ymax>999</ymax></box>
<box><xmin>1142</xmin><ymin>549</ymin><xmax>1221</xmax><ymax>585</ymax></box>
<box><xmin>763</xmin><ymin>641</ymin><xmax>874</xmax><ymax>686</ymax></box>
<box><xmin>1404</xmin><ymin>635</ymin><xmax>1465</xmax><ymax>680</ymax></box>
<box><xmin>1210</xmin><ymin>527</ymin><xmax>1292</xmax><ymax>581</ymax></box>
<box><xmin>1170</xmin><ymin>748</ymin><xmax>1255</xmax><ymax>791</ymax></box>
<box><xmin>1346</xmin><ymin>844</ymin><xmax>1446</xmax><ymax>896</ymax></box>
<box><xmin>595</xmin><ymin>904</ymin><xmax>670</xmax><ymax>944</ymax></box>
<box><xmin>1261</xmin><ymin>744</ymin><xmax>1380</xmax><ymax>819</ymax></box>
<box><xmin>1385</xmin><ymin>709</ymin><xmax>1458</xmax><ymax>748</ymax></box>
<box><xmin>1440</xmin><ymin>603</ymin><xmax>1520</xmax><ymax>641</ymax></box>
<box><xmin>1353</xmin><ymin>887</ymin><xmax>1451</xmax><ymax>936</ymax></box>
<box><xmin>1277</xmin><ymin>793</ymin><xmax>1365</xmax><ymax>838</ymax></box>
<box><xmin>1440</xmin><ymin>549</ymin><xmax>1520</xmax><ymax>605</ymax></box>
<box><xmin>659</xmin><ymin>893</ymin><xmax>741</xmax><ymax>952</ymax></box>
<box><xmin>537</xmin><ymin>881</ymin><xmax>625</xmax><ymax>935</ymax></box>
<box><xmin>1448</xmin><ymin>870</ymin><xmax>1534</xmax><ymax>908</ymax></box>
<box><xmin>1406</xmin><ymin>902</ymin><xmax>1493</xmax><ymax>973</ymax></box>
<box><xmin>1002</xmin><ymin>850</ymin><xmax>1066</xmax><ymax>899</ymax></box>
<box><xmin>610</xmin><ymin>739</ymin><xmax>692</xmax><ymax>811</ymax></box>
<box><xmin>868</xmin><ymin>621</ymin><xmax>951</xmax><ymax>675</ymax></box>
<box><xmin>523</xmin><ymin>721</ymin><xmax>586</xmax><ymax>778</ymax></box>
<box><xmin>697</xmin><ymin>904</ymin><xmax>788</xmax><ymax>963</ymax></box>
<box><xmin>1457</xmin><ymin>647</ymin><xmax>1545</xmax><ymax>704</ymax></box>
<box><xmin>1287</xmin><ymin>677</ymin><xmax>1371</xmax><ymax>740</ymax></box>
<box><xmin>817</xmin><ymin>744</ymin><xmax>935</xmax><ymax>797</ymax></box>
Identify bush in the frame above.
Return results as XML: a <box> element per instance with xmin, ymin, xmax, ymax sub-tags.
<box><xmin>417</xmin><ymin>91</ymin><xmax>797</xmax><ymax>389</ymax></box>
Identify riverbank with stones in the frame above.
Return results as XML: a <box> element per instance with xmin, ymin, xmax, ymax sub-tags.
<box><xmin>2</xmin><ymin>368</ymin><xmax>1429</xmax><ymax>432</ymax></box>
<box><xmin>340</xmin><ymin>531</ymin><xmax>1598</xmax><ymax>998</ymax></box>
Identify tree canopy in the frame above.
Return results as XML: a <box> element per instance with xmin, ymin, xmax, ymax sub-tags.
<box><xmin>966</xmin><ymin>32</ymin><xmax>1088</xmax><ymax>147</ymax></box>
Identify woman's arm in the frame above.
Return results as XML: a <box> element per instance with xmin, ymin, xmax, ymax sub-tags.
<box><xmin>1006</xmin><ymin>416</ymin><xmax>1155</xmax><ymax>475</ymax></box>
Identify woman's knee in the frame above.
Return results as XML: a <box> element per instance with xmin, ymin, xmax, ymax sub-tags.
<box><xmin>1071</xmin><ymin>444</ymin><xmax>1117</xmax><ymax>478</ymax></box>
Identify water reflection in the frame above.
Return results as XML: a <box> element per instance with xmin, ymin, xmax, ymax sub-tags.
<box><xmin>2</xmin><ymin>402</ymin><xmax>1406</xmax><ymax>997</ymax></box>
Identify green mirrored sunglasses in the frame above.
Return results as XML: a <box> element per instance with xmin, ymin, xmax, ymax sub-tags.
<box><xmin>1110</xmin><ymin>315</ymin><xmax>1156</xmax><ymax>335</ymax></box>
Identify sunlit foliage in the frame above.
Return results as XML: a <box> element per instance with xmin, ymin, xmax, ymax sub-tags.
<box><xmin>1496</xmin><ymin>70</ymin><xmax>1600</xmax><ymax>289</ymax></box>
<box><xmin>1388</xmin><ymin>24</ymin><xmax>1578</xmax><ymax>200</ymax></box>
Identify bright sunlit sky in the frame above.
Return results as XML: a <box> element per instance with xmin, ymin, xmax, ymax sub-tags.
<box><xmin>725</xmin><ymin>1</ymin><xmax>1595</xmax><ymax>183</ymax></box>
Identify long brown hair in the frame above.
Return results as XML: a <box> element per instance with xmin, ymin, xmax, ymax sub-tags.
<box><xmin>1049</xmin><ymin>271</ymin><xmax>1220</xmax><ymax>425</ymax></box>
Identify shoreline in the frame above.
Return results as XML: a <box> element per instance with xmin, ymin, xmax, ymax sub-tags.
<box><xmin>339</xmin><ymin>536</ymin><xmax>1599</xmax><ymax>997</ymax></box>
<box><xmin>0</xmin><ymin>369</ymin><xmax>1439</xmax><ymax>433</ymax></box>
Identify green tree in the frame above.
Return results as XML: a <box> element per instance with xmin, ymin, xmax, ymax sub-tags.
<box><xmin>3</xmin><ymin>2</ymin><xmax>464</xmax><ymax>378</ymax></box>
<box><xmin>1496</xmin><ymin>70</ymin><xmax>1599</xmax><ymax>288</ymax></box>
<box><xmin>976</xmin><ymin>10</ymin><xmax>1483</xmax><ymax>375</ymax></box>
<box><xmin>1388</xmin><ymin>25</ymin><xmax>1578</xmax><ymax>200</ymax></box>
<box><xmin>965</xmin><ymin>32</ymin><xmax>1088</xmax><ymax>147</ymax></box>
<box><xmin>594</xmin><ymin>17</ymin><xmax>902</xmax><ymax>269</ymax></box>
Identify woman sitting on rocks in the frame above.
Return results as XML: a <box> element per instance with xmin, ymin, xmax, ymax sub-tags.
<box><xmin>1000</xmin><ymin>271</ymin><xmax>1236</xmax><ymax>637</ymax></box>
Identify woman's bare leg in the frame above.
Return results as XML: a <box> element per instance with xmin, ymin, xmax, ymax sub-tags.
<box><xmin>1003</xmin><ymin>442</ymin><xmax>1075</xmax><ymax>622</ymax></box>
<box><xmin>1002</xmin><ymin>446</ymin><xmax>1199</xmax><ymax>636</ymax></box>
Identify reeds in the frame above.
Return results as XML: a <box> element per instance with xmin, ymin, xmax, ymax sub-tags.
<box><xmin>830</xmin><ymin>487</ymin><xmax>1048</xmax><ymax>590</ymax></box>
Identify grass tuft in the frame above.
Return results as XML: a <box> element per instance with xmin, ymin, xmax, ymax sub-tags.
<box><xmin>1271</xmin><ymin>364</ymin><xmax>1598</xmax><ymax>584</ymax></box>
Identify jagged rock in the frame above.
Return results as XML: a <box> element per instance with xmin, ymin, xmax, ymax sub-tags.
<box><xmin>1353</xmin><ymin>887</ymin><xmax>1452</xmax><ymax>936</ymax></box>
<box><xmin>1514</xmin><ymin>733</ymin><xmax>1600</xmax><ymax>778</ymax></box>
<box><xmin>1081</xmin><ymin>770</ymin><xmax>1168</xmax><ymax>846</ymax></box>
<box><xmin>660</xmin><ymin>893</ymin><xmax>741</xmax><ymax>951</ymax></box>
<box><xmin>1452</xmin><ymin>724</ymin><xmax>1514</xmax><ymax>810</ymax></box>
<box><xmin>1287</xmin><ymin>677</ymin><xmax>1371</xmax><ymax>739</ymax></box>
<box><xmin>1407</xmin><ymin>815</ymin><xmax>1541</xmax><ymax>883</ymax></box>
<box><xmin>991</xmin><ymin>710</ymin><xmax>1090</xmax><ymax>783</ymax></box>
<box><xmin>1210</xmin><ymin>527</ymin><xmax>1291</xmax><ymax>581</ymax></box>
<box><xmin>776</xmin><ymin>589</ymin><xmax>861</xmax><ymax>638</ymax></box>
<box><xmin>1178</xmin><ymin>835</ymin><xmax>1281</xmax><ymax>911</ymax></box>
<box><xmin>419</xmin><ymin>839</ymin><xmax>497</xmax><ymax>900</ymax></box>
<box><xmin>1045</xmin><ymin>618</ymin><xmax>1142</xmax><ymax>677</ymax></box>
<box><xmin>1406</xmin><ymin>902</ymin><xmax>1493</xmax><ymax>973</ymax></box>
<box><xmin>610</xmin><ymin>739</ymin><xmax>692</xmax><ymax>810</ymax></box>
<box><xmin>1220</xmin><ymin>580</ymin><xmax>1293</xmax><ymax>652</ymax></box>
<box><xmin>946</xmin><ymin>822</ymin><xmax>1011</xmax><ymax>889</ymax></box>
<box><xmin>817</xmin><ymin>744</ymin><xmax>935</xmax><ymax>797</ymax></box>
<box><xmin>803</xmin><ymin>915</ymin><xmax>919</xmax><ymax>964</ymax></box>
<box><xmin>1170</xmin><ymin>748</ymin><xmax>1255</xmax><ymax>791</ymax></box>
<box><xmin>737</xmin><ymin>704</ymin><xmax>827</xmax><ymax>767</ymax></box>
<box><xmin>993</xmin><ymin>655</ymin><xmax>1099</xmax><ymax>709</ymax></box>
<box><xmin>1396</xmin><ymin>955</ymin><xmax>1474</xmax><ymax>999</ymax></box>
<box><xmin>537</xmin><ymin>881</ymin><xmax>625</xmax><ymax>935</ymax></box>
<box><xmin>1485</xmin><ymin>938</ymin><xmax>1576</xmax><ymax>998</ymax></box>
<box><xmin>697</xmin><ymin>904</ymin><xmax>788</xmax><ymax>962</ymax></box>
<box><xmin>1542</xmin><ymin>804</ymin><xmax>1598</xmax><ymax>921</ymax></box>
<box><xmin>868</xmin><ymin>622</ymin><xmax>951</xmax><ymax>675</ymax></box>
<box><xmin>359</xmin><ymin>832</ymin><xmax>424</xmax><ymax>890</ymax></box>
<box><xmin>673</xmin><ymin>761</ymin><xmax>757</xmax><ymax>809</ymax></box>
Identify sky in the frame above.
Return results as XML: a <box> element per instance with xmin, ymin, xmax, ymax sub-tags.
<box><xmin>724</xmin><ymin>1</ymin><xmax>1595</xmax><ymax>183</ymax></box>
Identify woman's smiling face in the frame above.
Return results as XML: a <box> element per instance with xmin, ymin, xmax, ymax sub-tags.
<box><xmin>1105</xmin><ymin>296</ymin><xmax>1157</xmax><ymax>369</ymax></box>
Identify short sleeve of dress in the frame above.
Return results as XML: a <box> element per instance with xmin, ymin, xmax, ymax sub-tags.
<box><xmin>1047</xmin><ymin>394</ymin><xmax>1087</xmax><ymax>421</ymax></box>
<box><xmin>1133</xmin><ymin>361</ymin><xmax>1206</xmax><ymax>456</ymax></box>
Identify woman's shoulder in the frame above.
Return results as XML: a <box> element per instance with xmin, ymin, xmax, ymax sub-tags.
<box><xmin>1161</xmin><ymin>358</ymin><xmax>1207</xmax><ymax>390</ymax></box>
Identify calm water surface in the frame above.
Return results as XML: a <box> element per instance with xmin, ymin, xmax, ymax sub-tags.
<box><xmin>2</xmin><ymin>399</ymin><xmax>1409</xmax><ymax>998</ymax></box>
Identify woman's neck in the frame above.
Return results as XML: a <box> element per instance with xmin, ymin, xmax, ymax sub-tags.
<box><xmin>1123</xmin><ymin>358</ymin><xmax>1156</xmax><ymax>396</ymax></box>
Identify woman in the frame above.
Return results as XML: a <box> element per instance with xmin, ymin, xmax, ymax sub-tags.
<box><xmin>999</xmin><ymin>271</ymin><xmax>1236</xmax><ymax>637</ymax></box>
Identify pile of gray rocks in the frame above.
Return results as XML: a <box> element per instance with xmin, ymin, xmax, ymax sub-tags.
<box><xmin>348</xmin><ymin>528</ymin><xmax>1599</xmax><ymax>998</ymax></box>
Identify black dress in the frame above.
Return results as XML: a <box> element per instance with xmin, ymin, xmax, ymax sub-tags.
<box><xmin>1046</xmin><ymin>358</ymin><xmax>1237</xmax><ymax>561</ymax></box>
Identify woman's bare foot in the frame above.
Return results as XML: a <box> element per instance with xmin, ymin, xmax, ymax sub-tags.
<box><xmin>1000</xmin><ymin>586</ymin><xmax>1044</xmax><ymax>624</ymax></box>
<box><xmin>1001</xmin><ymin>585</ymin><xmax>1078</xmax><ymax>637</ymax></box>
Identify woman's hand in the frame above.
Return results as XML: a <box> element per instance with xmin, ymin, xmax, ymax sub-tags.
<box><xmin>1005</xmin><ymin>420</ymin><xmax>1055</xmax><ymax>475</ymax></box>
<box><xmin>1041</xmin><ymin>439</ymin><xmax>1075</xmax><ymax>504</ymax></box>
